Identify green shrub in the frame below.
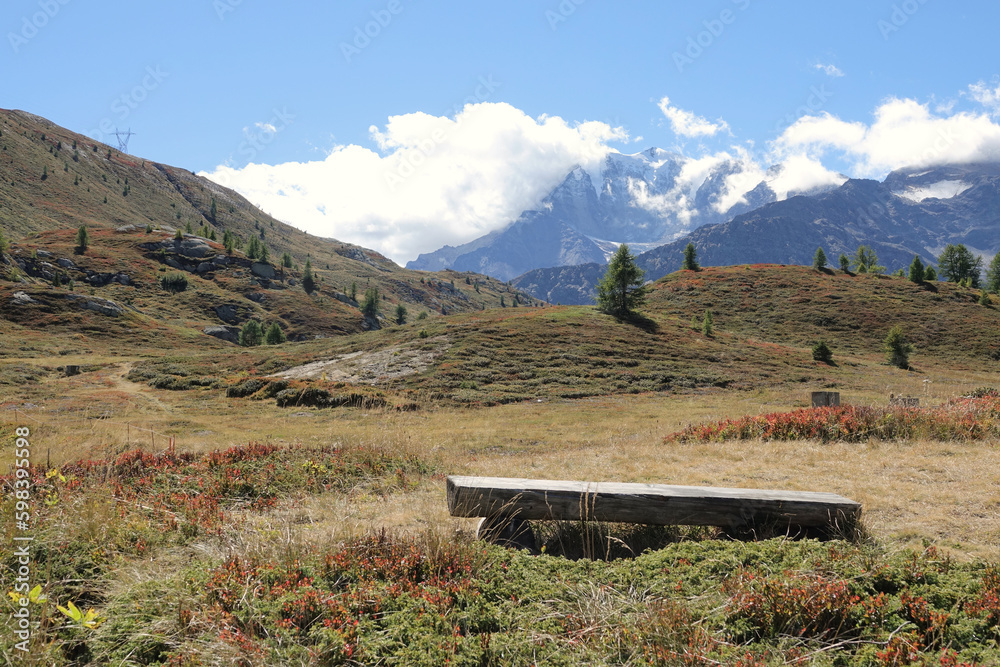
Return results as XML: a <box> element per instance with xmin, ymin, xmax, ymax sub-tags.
<box><xmin>812</xmin><ymin>340</ymin><xmax>833</xmax><ymax>364</ymax></box>
<box><xmin>160</xmin><ymin>273</ymin><xmax>188</xmax><ymax>293</ymax></box>
<box><xmin>226</xmin><ymin>378</ymin><xmax>269</xmax><ymax>398</ymax></box>
<box><xmin>884</xmin><ymin>325</ymin><xmax>913</xmax><ymax>369</ymax></box>
<box><xmin>160</xmin><ymin>272</ymin><xmax>188</xmax><ymax>292</ymax></box>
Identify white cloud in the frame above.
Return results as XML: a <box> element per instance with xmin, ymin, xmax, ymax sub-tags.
<box><xmin>765</xmin><ymin>154</ymin><xmax>846</xmax><ymax>199</ymax></box>
<box><xmin>203</xmin><ymin>103</ymin><xmax>627</xmax><ymax>264</ymax></box>
<box><xmin>969</xmin><ymin>80</ymin><xmax>1000</xmax><ymax>115</ymax></box>
<box><xmin>772</xmin><ymin>97</ymin><xmax>1000</xmax><ymax>176</ymax></box>
<box><xmin>657</xmin><ymin>96</ymin><xmax>730</xmax><ymax>138</ymax></box>
<box><xmin>814</xmin><ymin>63</ymin><xmax>844</xmax><ymax>78</ymax></box>
<box><xmin>205</xmin><ymin>93</ymin><xmax>1000</xmax><ymax>267</ymax></box>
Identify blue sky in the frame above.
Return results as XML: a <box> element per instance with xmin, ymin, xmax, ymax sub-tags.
<box><xmin>5</xmin><ymin>0</ymin><xmax>1000</xmax><ymax>261</ymax></box>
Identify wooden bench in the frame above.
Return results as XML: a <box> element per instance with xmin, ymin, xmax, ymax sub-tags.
<box><xmin>447</xmin><ymin>475</ymin><xmax>861</xmax><ymax>549</ymax></box>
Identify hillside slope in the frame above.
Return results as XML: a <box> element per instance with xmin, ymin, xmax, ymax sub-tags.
<box><xmin>0</xmin><ymin>109</ymin><xmax>542</xmax><ymax>345</ymax></box>
<box><xmin>110</xmin><ymin>265</ymin><xmax>1000</xmax><ymax>411</ymax></box>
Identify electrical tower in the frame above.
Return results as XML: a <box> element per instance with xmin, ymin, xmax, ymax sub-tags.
<box><xmin>112</xmin><ymin>128</ymin><xmax>135</xmax><ymax>154</ymax></box>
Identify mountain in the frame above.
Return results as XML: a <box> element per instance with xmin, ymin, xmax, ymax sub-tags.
<box><xmin>406</xmin><ymin>149</ymin><xmax>797</xmax><ymax>280</ymax></box>
<box><xmin>0</xmin><ymin>109</ymin><xmax>540</xmax><ymax>346</ymax></box>
<box><xmin>513</xmin><ymin>163</ymin><xmax>1000</xmax><ymax>304</ymax></box>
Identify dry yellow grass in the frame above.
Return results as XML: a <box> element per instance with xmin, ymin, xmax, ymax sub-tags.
<box><xmin>4</xmin><ymin>356</ymin><xmax>1000</xmax><ymax>560</ymax></box>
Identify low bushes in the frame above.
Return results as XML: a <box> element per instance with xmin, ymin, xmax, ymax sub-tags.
<box><xmin>666</xmin><ymin>394</ymin><xmax>1000</xmax><ymax>443</ymax></box>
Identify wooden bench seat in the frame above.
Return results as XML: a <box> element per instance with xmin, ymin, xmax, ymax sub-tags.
<box><xmin>447</xmin><ymin>475</ymin><xmax>861</xmax><ymax>548</ymax></box>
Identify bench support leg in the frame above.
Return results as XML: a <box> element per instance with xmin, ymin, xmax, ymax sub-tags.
<box><xmin>476</xmin><ymin>515</ymin><xmax>538</xmax><ymax>552</ymax></box>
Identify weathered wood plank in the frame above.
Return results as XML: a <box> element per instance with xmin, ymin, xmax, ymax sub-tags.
<box><xmin>447</xmin><ymin>476</ymin><xmax>861</xmax><ymax>529</ymax></box>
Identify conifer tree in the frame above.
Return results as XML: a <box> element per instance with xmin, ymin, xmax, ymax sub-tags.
<box><xmin>239</xmin><ymin>320</ymin><xmax>264</xmax><ymax>347</ymax></box>
<box><xmin>596</xmin><ymin>244</ymin><xmax>647</xmax><ymax>319</ymax></box>
<box><xmin>74</xmin><ymin>225</ymin><xmax>89</xmax><ymax>254</ymax></box>
<box><xmin>812</xmin><ymin>247</ymin><xmax>827</xmax><ymax>270</ymax></box>
<box><xmin>395</xmin><ymin>303</ymin><xmax>408</xmax><ymax>325</ymax></box>
<box><xmin>682</xmin><ymin>242</ymin><xmax>699</xmax><ymax>271</ymax></box>
<box><xmin>938</xmin><ymin>243</ymin><xmax>982</xmax><ymax>286</ymax></box>
<box><xmin>851</xmin><ymin>245</ymin><xmax>884</xmax><ymax>274</ymax></box>
<box><xmin>362</xmin><ymin>287</ymin><xmax>380</xmax><ymax>318</ymax></box>
<box><xmin>908</xmin><ymin>255</ymin><xmax>925</xmax><ymax>283</ymax></box>
<box><xmin>924</xmin><ymin>265</ymin><xmax>937</xmax><ymax>281</ymax></box>
<box><xmin>883</xmin><ymin>326</ymin><xmax>913</xmax><ymax>369</ymax></box>
<box><xmin>265</xmin><ymin>322</ymin><xmax>286</xmax><ymax>345</ymax></box>
<box><xmin>302</xmin><ymin>259</ymin><xmax>315</xmax><ymax>294</ymax></box>
<box><xmin>839</xmin><ymin>253</ymin><xmax>850</xmax><ymax>273</ymax></box>
<box><xmin>987</xmin><ymin>252</ymin><xmax>1000</xmax><ymax>293</ymax></box>
<box><xmin>701</xmin><ymin>310</ymin><xmax>713</xmax><ymax>336</ymax></box>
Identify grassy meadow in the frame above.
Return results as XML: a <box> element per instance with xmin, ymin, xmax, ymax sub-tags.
<box><xmin>4</xmin><ymin>257</ymin><xmax>1000</xmax><ymax>664</ymax></box>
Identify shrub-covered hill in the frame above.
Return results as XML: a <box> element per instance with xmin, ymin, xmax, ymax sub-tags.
<box><xmin>0</xmin><ymin>225</ymin><xmax>541</xmax><ymax>355</ymax></box>
<box><xmin>649</xmin><ymin>264</ymin><xmax>1000</xmax><ymax>365</ymax></box>
<box><xmin>114</xmin><ymin>262</ymin><xmax>1000</xmax><ymax>409</ymax></box>
<box><xmin>0</xmin><ymin>108</ymin><xmax>540</xmax><ymax>342</ymax></box>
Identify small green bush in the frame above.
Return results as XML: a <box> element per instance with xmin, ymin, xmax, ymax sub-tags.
<box><xmin>884</xmin><ymin>325</ymin><xmax>913</xmax><ymax>369</ymax></box>
<box><xmin>226</xmin><ymin>378</ymin><xmax>269</xmax><ymax>398</ymax></box>
<box><xmin>812</xmin><ymin>341</ymin><xmax>833</xmax><ymax>364</ymax></box>
<box><xmin>160</xmin><ymin>273</ymin><xmax>188</xmax><ymax>293</ymax></box>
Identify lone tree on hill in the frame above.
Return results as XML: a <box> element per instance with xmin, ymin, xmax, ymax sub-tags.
<box><xmin>209</xmin><ymin>197</ymin><xmax>218</xmax><ymax>223</ymax></box>
<box><xmin>812</xmin><ymin>247</ymin><xmax>827</xmax><ymax>270</ymax></box>
<box><xmin>924</xmin><ymin>265</ymin><xmax>937</xmax><ymax>281</ymax></box>
<box><xmin>812</xmin><ymin>340</ymin><xmax>833</xmax><ymax>364</ymax></box>
<box><xmin>74</xmin><ymin>225</ymin><xmax>89</xmax><ymax>255</ymax></box>
<box><xmin>838</xmin><ymin>253</ymin><xmax>850</xmax><ymax>273</ymax></box>
<box><xmin>596</xmin><ymin>244</ymin><xmax>647</xmax><ymax>319</ymax></box>
<box><xmin>682</xmin><ymin>242</ymin><xmax>699</xmax><ymax>271</ymax></box>
<box><xmin>851</xmin><ymin>245</ymin><xmax>884</xmax><ymax>274</ymax></box>
<box><xmin>395</xmin><ymin>303</ymin><xmax>408</xmax><ymax>325</ymax></box>
<box><xmin>301</xmin><ymin>259</ymin><xmax>316</xmax><ymax>294</ymax></box>
<box><xmin>986</xmin><ymin>253</ymin><xmax>1000</xmax><ymax>293</ymax></box>
<box><xmin>883</xmin><ymin>325</ymin><xmax>913</xmax><ymax>369</ymax></box>
<box><xmin>908</xmin><ymin>255</ymin><xmax>925</xmax><ymax>283</ymax></box>
<box><xmin>938</xmin><ymin>243</ymin><xmax>983</xmax><ymax>287</ymax></box>
<box><xmin>361</xmin><ymin>287</ymin><xmax>380</xmax><ymax>318</ymax></box>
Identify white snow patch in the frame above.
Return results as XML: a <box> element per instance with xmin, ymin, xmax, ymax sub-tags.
<box><xmin>895</xmin><ymin>180</ymin><xmax>973</xmax><ymax>202</ymax></box>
